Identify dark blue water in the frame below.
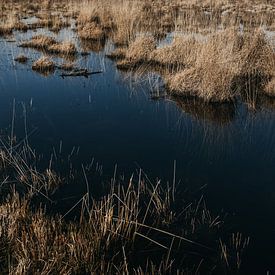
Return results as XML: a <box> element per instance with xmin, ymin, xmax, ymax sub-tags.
<box><xmin>1</xmin><ymin>29</ymin><xmax>275</xmax><ymax>273</ymax></box>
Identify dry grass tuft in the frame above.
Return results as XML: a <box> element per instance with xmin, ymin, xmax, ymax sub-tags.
<box><xmin>32</xmin><ymin>56</ymin><xmax>55</xmax><ymax>73</ymax></box>
<box><xmin>116</xmin><ymin>35</ymin><xmax>156</xmax><ymax>69</ymax></box>
<box><xmin>151</xmin><ymin>36</ymin><xmax>201</xmax><ymax>69</ymax></box>
<box><xmin>20</xmin><ymin>35</ymin><xmax>57</xmax><ymax>49</ymax></box>
<box><xmin>0</xmin><ymin>134</ymin><xmax>249</xmax><ymax>274</ymax></box>
<box><xmin>20</xmin><ymin>35</ymin><xmax>77</xmax><ymax>55</ymax></box>
<box><xmin>0</xmin><ymin>25</ymin><xmax>13</xmax><ymax>36</ymax></box>
<box><xmin>78</xmin><ymin>22</ymin><xmax>105</xmax><ymax>41</ymax></box>
<box><xmin>48</xmin><ymin>41</ymin><xmax>77</xmax><ymax>55</ymax></box>
<box><xmin>126</xmin><ymin>35</ymin><xmax>156</xmax><ymax>62</ymax></box>
<box><xmin>166</xmin><ymin>29</ymin><xmax>275</xmax><ymax>102</ymax></box>
<box><xmin>13</xmin><ymin>21</ymin><xmax>28</xmax><ymax>32</ymax></box>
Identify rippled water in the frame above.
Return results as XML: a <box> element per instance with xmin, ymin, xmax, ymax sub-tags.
<box><xmin>1</xmin><ymin>27</ymin><xmax>275</xmax><ymax>273</ymax></box>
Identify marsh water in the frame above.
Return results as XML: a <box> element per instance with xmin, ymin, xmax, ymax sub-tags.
<box><xmin>1</xmin><ymin>27</ymin><xmax>275</xmax><ymax>273</ymax></box>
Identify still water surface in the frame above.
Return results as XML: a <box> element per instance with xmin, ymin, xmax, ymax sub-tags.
<box><xmin>1</xmin><ymin>29</ymin><xmax>275</xmax><ymax>273</ymax></box>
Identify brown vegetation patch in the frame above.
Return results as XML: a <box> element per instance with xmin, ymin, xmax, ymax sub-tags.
<box><xmin>166</xmin><ymin>29</ymin><xmax>275</xmax><ymax>102</ymax></box>
<box><xmin>13</xmin><ymin>21</ymin><xmax>28</xmax><ymax>32</ymax></box>
<box><xmin>151</xmin><ymin>36</ymin><xmax>200</xmax><ymax>69</ymax></box>
<box><xmin>116</xmin><ymin>35</ymin><xmax>156</xmax><ymax>69</ymax></box>
<box><xmin>78</xmin><ymin>22</ymin><xmax>105</xmax><ymax>41</ymax></box>
<box><xmin>48</xmin><ymin>41</ymin><xmax>77</xmax><ymax>55</ymax></box>
<box><xmin>0</xmin><ymin>25</ymin><xmax>13</xmax><ymax>36</ymax></box>
<box><xmin>32</xmin><ymin>56</ymin><xmax>55</xmax><ymax>73</ymax></box>
<box><xmin>20</xmin><ymin>35</ymin><xmax>57</xmax><ymax>49</ymax></box>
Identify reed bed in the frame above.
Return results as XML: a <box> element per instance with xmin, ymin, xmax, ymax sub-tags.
<box><xmin>0</xmin><ymin>138</ymin><xmax>249</xmax><ymax>274</ymax></box>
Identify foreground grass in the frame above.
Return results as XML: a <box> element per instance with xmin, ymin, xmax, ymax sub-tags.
<box><xmin>0</xmin><ymin>139</ymin><xmax>249</xmax><ymax>274</ymax></box>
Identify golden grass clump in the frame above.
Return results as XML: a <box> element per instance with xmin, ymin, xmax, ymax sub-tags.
<box><xmin>13</xmin><ymin>21</ymin><xmax>28</xmax><ymax>32</ymax></box>
<box><xmin>151</xmin><ymin>36</ymin><xmax>201</xmax><ymax>68</ymax></box>
<box><xmin>165</xmin><ymin>29</ymin><xmax>275</xmax><ymax>102</ymax></box>
<box><xmin>166</xmin><ymin>29</ymin><xmax>241</xmax><ymax>102</ymax></box>
<box><xmin>78</xmin><ymin>22</ymin><xmax>105</xmax><ymax>40</ymax></box>
<box><xmin>238</xmin><ymin>30</ymin><xmax>275</xmax><ymax>77</ymax></box>
<box><xmin>126</xmin><ymin>35</ymin><xmax>156</xmax><ymax>62</ymax></box>
<box><xmin>32</xmin><ymin>56</ymin><xmax>55</xmax><ymax>72</ymax></box>
<box><xmin>48</xmin><ymin>41</ymin><xmax>77</xmax><ymax>55</ymax></box>
<box><xmin>0</xmin><ymin>25</ymin><xmax>13</xmax><ymax>36</ymax></box>
<box><xmin>20</xmin><ymin>34</ymin><xmax>57</xmax><ymax>49</ymax></box>
<box><xmin>116</xmin><ymin>35</ymin><xmax>157</xmax><ymax>70</ymax></box>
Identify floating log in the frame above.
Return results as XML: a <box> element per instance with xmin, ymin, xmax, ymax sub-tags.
<box><xmin>60</xmin><ymin>69</ymin><xmax>103</xmax><ymax>77</ymax></box>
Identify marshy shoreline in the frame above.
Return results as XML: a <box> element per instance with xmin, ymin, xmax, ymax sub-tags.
<box><xmin>0</xmin><ymin>140</ymin><xmax>249</xmax><ymax>274</ymax></box>
<box><xmin>1</xmin><ymin>0</ymin><xmax>275</xmax><ymax>273</ymax></box>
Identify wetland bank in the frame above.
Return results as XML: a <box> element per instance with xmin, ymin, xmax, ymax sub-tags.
<box><xmin>0</xmin><ymin>0</ymin><xmax>275</xmax><ymax>274</ymax></box>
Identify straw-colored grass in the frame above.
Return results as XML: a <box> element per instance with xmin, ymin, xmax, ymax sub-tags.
<box><xmin>78</xmin><ymin>22</ymin><xmax>105</xmax><ymax>40</ymax></box>
<box><xmin>151</xmin><ymin>36</ymin><xmax>201</xmax><ymax>68</ymax></box>
<box><xmin>32</xmin><ymin>56</ymin><xmax>55</xmax><ymax>72</ymax></box>
<box><xmin>166</xmin><ymin>29</ymin><xmax>275</xmax><ymax>102</ymax></box>
<box><xmin>20</xmin><ymin>35</ymin><xmax>57</xmax><ymax>50</ymax></box>
<box><xmin>0</xmin><ymin>139</ymin><xmax>249</xmax><ymax>274</ymax></box>
<box><xmin>116</xmin><ymin>35</ymin><xmax>156</xmax><ymax>69</ymax></box>
<box><xmin>20</xmin><ymin>35</ymin><xmax>77</xmax><ymax>55</ymax></box>
<box><xmin>0</xmin><ymin>24</ymin><xmax>13</xmax><ymax>36</ymax></box>
<box><xmin>48</xmin><ymin>41</ymin><xmax>77</xmax><ymax>55</ymax></box>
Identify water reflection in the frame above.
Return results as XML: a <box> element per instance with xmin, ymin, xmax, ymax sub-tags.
<box><xmin>171</xmin><ymin>96</ymin><xmax>236</xmax><ymax>125</ymax></box>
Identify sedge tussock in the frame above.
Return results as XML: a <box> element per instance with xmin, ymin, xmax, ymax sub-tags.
<box><xmin>116</xmin><ymin>35</ymin><xmax>156</xmax><ymax>69</ymax></box>
<box><xmin>166</xmin><ymin>29</ymin><xmax>275</xmax><ymax>102</ymax></box>
<box><xmin>32</xmin><ymin>56</ymin><xmax>55</xmax><ymax>73</ymax></box>
<box><xmin>20</xmin><ymin>35</ymin><xmax>57</xmax><ymax>50</ymax></box>
<box><xmin>20</xmin><ymin>35</ymin><xmax>77</xmax><ymax>55</ymax></box>
<box><xmin>0</xmin><ymin>25</ymin><xmax>13</xmax><ymax>36</ymax></box>
<box><xmin>151</xmin><ymin>36</ymin><xmax>201</xmax><ymax>68</ymax></box>
<box><xmin>78</xmin><ymin>22</ymin><xmax>105</xmax><ymax>41</ymax></box>
<box><xmin>48</xmin><ymin>41</ymin><xmax>77</xmax><ymax>55</ymax></box>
